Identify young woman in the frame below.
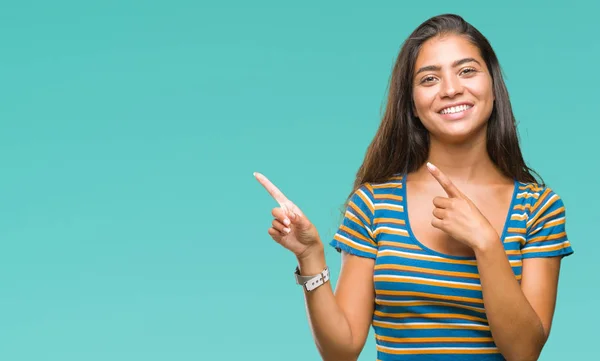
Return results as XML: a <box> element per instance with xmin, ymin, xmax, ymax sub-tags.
<box><xmin>254</xmin><ymin>13</ymin><xmax>573</xmax><ymax>361</ymax></box>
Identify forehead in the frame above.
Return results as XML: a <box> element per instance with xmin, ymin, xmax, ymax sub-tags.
<box><xmin>415</xmin><ymin>34</ymin><xmax>483</xmax><ymax>68</ymax></box>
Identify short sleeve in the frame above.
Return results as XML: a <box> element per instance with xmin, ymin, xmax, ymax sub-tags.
<box><xmin>522</xmin><ymin>187</ymin><xmax>574</xmax><ymax>259</ymax></box>
<box><xmin>329</xmin><ymin>184</ymin><xmax>378</xmax><ymax>259</ymax></box>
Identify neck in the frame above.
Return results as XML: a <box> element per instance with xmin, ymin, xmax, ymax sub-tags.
<box><xmin>415</xmin><ymin>133</ymin><xmax>505</xmax><ymax>185</ymax></box>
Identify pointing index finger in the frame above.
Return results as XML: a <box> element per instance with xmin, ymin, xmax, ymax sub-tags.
<box><xmin>253</xmin><ymin>172</ymin><xmax>290</xmax><ymax>207</ymax></box>
<box><xmin>426</xmin><ymin>162</ymin><xmax>462</xmax><ymax>198</ymax></box>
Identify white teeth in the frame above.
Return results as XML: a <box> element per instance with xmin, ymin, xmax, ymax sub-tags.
<box><xmin>440</xmin><ymin>104</ymin><xmax>472</xmax><ymax>114</ymax></box>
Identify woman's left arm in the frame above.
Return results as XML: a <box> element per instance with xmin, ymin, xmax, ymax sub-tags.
<box><xmin>425</xmin><ymin>162</ymin><xmax>571</xmax><ymax>361</ymax></box>
<box><xmin>474</xmin><ymin>238</ymin><xmax>561</xmax><ymax>361</ymax></box>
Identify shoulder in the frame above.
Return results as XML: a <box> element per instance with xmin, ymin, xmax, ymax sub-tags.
<box><xmin>347</xmin><ymin>174</ymin><xmax>405</xmax><ymax>218</ymax></box>
<box><xmin>516</xmin><ymin>181</ymin><xmax>564</xmax><ymax>207</ymax></box>
<box><xmin>518</xmin><ymin>181</ymin><xmax>566</xmax><ymax>229</ymax></box>
<box><xmin>351</xmin><ymin>174</ymin><xmax>404</xmax><ymax>200</ymax></box>
<box><xmin>518</xmin><ymin>182</ymin><xmax>573</xmax><ymax>257</ymax></box>
<box><xmin>530</xmin><ymin>183</ymin><xmax>565</xmax><ymax>211</ymax></box>
<box><xmin>358</xmin><ymin>174</ymin><xmax>406</xmax><ymax>205</ymax></box>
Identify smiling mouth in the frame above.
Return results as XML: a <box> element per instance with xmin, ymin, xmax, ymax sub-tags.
<box><xmin>439</xmin><ymin>104</ymin><xmax>473</xmax><ymax>115</ymax></box>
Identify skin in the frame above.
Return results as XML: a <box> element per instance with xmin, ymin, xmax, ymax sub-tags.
<box><xmin>254</xmin><ymin>34</ymin><xmax>562</xmax><ymax>361</ymax></box>
<box><xmin>409</xmin><ymin>33</ymin><xmax>510</xmax><ymax>258</ymax></box>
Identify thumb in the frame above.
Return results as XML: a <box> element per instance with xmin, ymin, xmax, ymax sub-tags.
<box><xmin>289</xmin><ymin>210</ymin><xmax>310</xmax><ymax>229</ymax></box>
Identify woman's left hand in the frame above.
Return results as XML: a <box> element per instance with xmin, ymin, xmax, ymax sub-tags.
<box><xmin>426</xmin><ymin>162</ymin><xmax>499</xmax><ymax>251</ymax></box>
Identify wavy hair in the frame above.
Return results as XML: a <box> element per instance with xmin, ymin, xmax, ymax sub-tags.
<box><xmin>348</xmin><ymin>13</ymin><xmax>542</xmax><ymax>203</ymax></box>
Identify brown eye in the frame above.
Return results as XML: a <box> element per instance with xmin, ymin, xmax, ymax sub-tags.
<box><xmin>461</xmin><ymin>68</ymin><xmax>477</xmax><ymax>75</ymax></box>
<box><xmin>421</xmin><ymin>76</ymin><xmax>437</xmax><ymax>84</ymax></box>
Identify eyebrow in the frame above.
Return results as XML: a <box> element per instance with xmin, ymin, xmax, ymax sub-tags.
<box><xmin>415</xmin><ymin>57</ymin><xmax>481</xmax><ymax>76</ymax></box>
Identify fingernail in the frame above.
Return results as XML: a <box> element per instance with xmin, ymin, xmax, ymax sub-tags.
<box><xmin>284</xmin><ymin>227</ymin><xmax>291</xmax><ymax>233</ymax></box>
<box><xmin>290</xmin><ymin>212</ymin><xmax>296</xmax><ymax>220</ymax></box>
<box><xmin>283</xmin><ymin>218</ymin><xmax>290</xmax><ymax>226</ymax></box>
<box><xmin>426</xmin><ymin>162</ymin><xmax>436</xmax><ymax>171</ymax></box>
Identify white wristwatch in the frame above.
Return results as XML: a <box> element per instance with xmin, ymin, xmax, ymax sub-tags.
<box><xmin>294</xmin><ymin>266</ymin><xmax>330</xmax><ymax>292</ymax></box>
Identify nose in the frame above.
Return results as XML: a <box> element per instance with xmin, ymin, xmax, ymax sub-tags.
<box><xmin>439</xmin><ymin>75</ymin><xmax>463</xmax><ymax>98</ymax></box>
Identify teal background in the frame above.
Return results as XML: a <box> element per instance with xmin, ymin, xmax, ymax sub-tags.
<box><xmin>1</xmin><ymin>1</ymin><xmax>596</xmax><ymax>360</ymax></box>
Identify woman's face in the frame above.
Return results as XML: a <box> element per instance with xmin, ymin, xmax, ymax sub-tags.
<box><xmin>412</xmin><ymin>34</ymin><xmax>495</xmax><ymax>144</ymax></box>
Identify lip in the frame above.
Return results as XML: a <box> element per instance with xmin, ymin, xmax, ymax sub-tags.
<box><xmin>438</xmin><ymin>103</ymin><xmax>475</xmax><ymax>121</ymax></box>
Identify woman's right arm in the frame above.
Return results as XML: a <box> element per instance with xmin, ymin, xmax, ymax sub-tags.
<box><xmin>254</xmin><ymin>172</ymin><xmax>374</xmax><ymax>361</ymax></box>
<box><xmin>297</xmin><ymin>246</ymin><xmax>375</xmax><ymax>361</ymax></box>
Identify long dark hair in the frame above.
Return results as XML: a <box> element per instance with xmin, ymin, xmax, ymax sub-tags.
<box><xmin>348</xmin><ymin>13</ymin><xmax>542</xmax><ymax>201</ymax></box>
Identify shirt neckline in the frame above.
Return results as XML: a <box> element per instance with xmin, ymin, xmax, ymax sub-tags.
<box><xmin>401</xmin><ymin>174</ymin><xmax>519</xmax><ymax>260</ymax></box>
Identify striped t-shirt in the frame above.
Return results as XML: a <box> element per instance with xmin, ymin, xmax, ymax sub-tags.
<box><xmin>329</xmin><ymin>174</ymin><xmax>573</xmax><ymax>361</ymax></box>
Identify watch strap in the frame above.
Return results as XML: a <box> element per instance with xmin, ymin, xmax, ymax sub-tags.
<box><xmin>295</xmin><ymin>266</ymin><xmax>330</xmax><ymax>292</ymax></box>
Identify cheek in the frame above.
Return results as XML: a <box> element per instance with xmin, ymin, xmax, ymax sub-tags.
<box><xmin>412</xmin><ymin>88</ymin><xmax>433</xmax><ymax>114</ymax></box>
<box><xmin>472</xmin><ymin>78</ymin><xmax>494</xmax><ymax>102</ymax></box>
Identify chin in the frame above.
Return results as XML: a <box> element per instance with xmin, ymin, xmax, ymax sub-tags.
<box><xmin>432</xmin><ymin>124</ymin><xmax>487</xmax><ymax>144</ymax></box>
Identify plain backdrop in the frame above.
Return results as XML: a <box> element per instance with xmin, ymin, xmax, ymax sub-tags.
<box><xmin>1</xmin><ymin>1</ymin><xmax>597</xmax><ymax>360</ymax></box>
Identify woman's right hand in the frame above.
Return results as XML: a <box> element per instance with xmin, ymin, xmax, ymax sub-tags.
<box><xmin>254</xmin><ymin>172</ymin><xmax>322</xmax><ymax>260</ymax></box>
